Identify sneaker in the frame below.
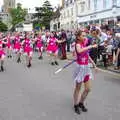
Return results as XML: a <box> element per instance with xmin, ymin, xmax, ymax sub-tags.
<box><xmin>17</xmin><ymin>58</ymin><xmax>21</xmax><ymax>63</ymax></box>
<box><xmin>1</xmin><ymin>66</ymin><xmax>4</xmax><ymax>72</ymax></box>
<box><xmin>54</xmin><ymin>61</ymin><xmax>59</xmax><ymax>65</ymax></box>
<box><xmin>51</xmin><ymin>62</ymin><xmax>55</xmax><ymax>66</ymax></box>
<box><xmin>74</xmin><ymin>105</ymin><xmax>81</xmax><ymax>115</ymax></box>
<box><xmin>27</xmin><ymin>63</ymin><xmax>31</xmax><ymax>68</ymax></box>
<box><xmin>38</xmin><ymin>56</ymin><xmax>43</xmax><ymax>60</ymax></box>
<box><xmin>79</xmin><ymin>103</ymin><xmax>88</xmax><ymax>112</ymax></box>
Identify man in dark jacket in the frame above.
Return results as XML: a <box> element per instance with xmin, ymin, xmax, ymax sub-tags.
<box><xmin>60</xmin><ymin>30</ymin><xmax>67</xmax><ymax>60</ymax></box>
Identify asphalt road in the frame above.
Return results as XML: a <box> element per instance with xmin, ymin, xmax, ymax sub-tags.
<box><xmin>0</xmin><ymin>54</ymin><xmax>120</xmax><ymax>120</ymax></box>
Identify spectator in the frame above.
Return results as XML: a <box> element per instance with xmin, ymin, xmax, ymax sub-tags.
<box><xmin>114</xmin><ymin>39</ymin><xmax>120</xmax><ymax>69</ymax></box>
<box><xmin>66</xmin><ymin>30</ymin><xmax>72</xmax><ymax>52</ymax></box>
<box><xmin>60</xmin><ymin>30</ymin><xmax>67</xmax><ymax>60</ymax></box>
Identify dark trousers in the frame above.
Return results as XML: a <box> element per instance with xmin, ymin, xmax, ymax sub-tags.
<box><xmin>102</xmin><ymin>53</ymin><xmax>107</xmax><ymax>68</ymax></box>
<box><xmin>90</xmin><ymin>48</ymin><xmax>98</xmax><ymax>64</ymax></box>
<box><xmin>61</xmin><ymin>42</ymin><xmax>67</xmax><ymax>59</ymax></box>
<box><xmin>67</xmin><ymin>40</ymin><xmax>71</xmax><ymax>52</ymax></box>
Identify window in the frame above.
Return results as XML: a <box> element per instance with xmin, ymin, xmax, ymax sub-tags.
<box><xmin>64</xmin><ymin>12</ymin><xmax>66</xmax><ymax>18</ymax></box>
<box><xmin>9</xmin><ymin>2</ymin><xmax>11</xmax><ymax>6</ymax></box>
<box><xmin>103</xmin><ymin>0</ymin><xmax>107</xmax><ymax>8</ymax></box>
<box><xmin>117</xmin><ymin>0</ymin><xmax>120</xmax><ymax>6</ymax></box>
<box><xmin>94</xmin><ymin>0</ymin><xmax>97</xmax><ymax>11</ymax></box>
<box><xmin>113</xmin><ymin>0</ymin><xmax>117</xmax><ymax>5</ymax></box>
<box><xmin>71</xmin><ymin>8</ymin><xmax>73</xmax><ymax>16</ymax></box>
<box><xmin>103</xmin><ymin>0</ymin><xmax>112</xmax><ymax>9</ymax></box>
<box><xmin>88</xmin><ymin>0</ymin><xmax>91</xmax><ymax>9</ymax></box>
<box><xmin>80</xmin><ymin>2</ymin><xmax>85</xmax><ymax>12</ymax></box>
<box><xmin>67</xmin><ymin>10</ymin><xmax>69</xmax><ymax>17</ymax></box>
<box><xmin>69</xmin><ymin>0</ymin><xmax>73</xmax><ymax>4</ymax></box>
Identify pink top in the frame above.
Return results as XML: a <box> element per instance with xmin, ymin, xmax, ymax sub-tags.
<box><xmin>14</xmin><ymin>36</ymin><xmax>21</xmax><ymax>49</ymax></box>
<box><xmin>6</xmin><ymin>37</ymin><xmax>11</xmax><ymax>47</ymax></box>
<box><xmin>0</xmin><ymin>40</ymin><xmax>5</xmax><ymax>55</ymax></box>
<box><xmin>48</xmin><ymin>37</ymin><xmax>57</xmax><ymax>46</ymax></box>
<box><xmin>24</xmin><ymin>38</ymin><xmax>32</xmax><ymax>52</ymax></box>
<box><xmin>36</xmin><ymin>37</ymin><xmax>43</xmax><ymax>48</ymax></box>
<box><xmin>76</xmin><ymin>39</ymin><xmax>89</xmax><ymax>65</ymax></box>
<box><xmin>47</xmin><ymin>37</ymin><xmax>58</xmax><ymax>51</ymax></box>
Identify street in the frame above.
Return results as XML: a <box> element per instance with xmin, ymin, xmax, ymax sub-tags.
<box><xmin>0</xmin><ymin>54</ymin><xmax>120</xmax><ymax>120</ymax></box>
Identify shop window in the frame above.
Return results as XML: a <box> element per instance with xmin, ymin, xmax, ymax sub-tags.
<box><xmin>95</xmin><ymin>20</ymin><xmax>99</xmax><ymax>23</ymax></box>
<box><xmin>108</xmin><ymin>20</ymin><xmax>114</xmax><ymax>28</ymax></box>
<box><xmin>89</xmin><ymin>21</ymin><xmax>93</xmax><ymax>24</ymax></box>
<box><xmin>117</xmin><ymin>16</ymin><xmax>120</xmax><ymax>21</ymax></box>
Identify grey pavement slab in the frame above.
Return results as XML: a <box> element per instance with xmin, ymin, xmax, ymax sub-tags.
<box><xmin>0</xmin><ymin>54</ymin><xmax>120</xmax><ymax>120</ymax></box>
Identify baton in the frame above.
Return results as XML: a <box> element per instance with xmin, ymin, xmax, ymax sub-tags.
<box><xmin>55</xmin><ymin>59</ymin><xmax>76</xmax><ymax>74</ymax></box>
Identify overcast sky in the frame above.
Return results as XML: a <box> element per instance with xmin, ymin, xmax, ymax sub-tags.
<box><xmin>0</xmin><ymin>0</ymin><xmax>61</xmax><ymax>11</ymax></box>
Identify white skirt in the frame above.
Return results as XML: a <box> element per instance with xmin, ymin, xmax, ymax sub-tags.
<box><xmin>73</xmin><ymin>63</ymin><xmax>93</xmax><ymax>83</ymax></box>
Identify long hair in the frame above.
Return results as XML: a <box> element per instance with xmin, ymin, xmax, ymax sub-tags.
<box><xmin>75</xmin><ymin>30</ymin><xmax>82</xmax><ymax>43</ymax></box>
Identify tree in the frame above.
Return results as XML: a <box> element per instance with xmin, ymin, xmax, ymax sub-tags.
<box><xmin>0</xmin><ymin>21</ymin><xmax>8</xmax><ymax>32</ymax></box>
<box><xmin>34</xmin><ymin>0</ymin><xmax>54</xmax><ymax>30</ymax></box>
<box><xmin>42</xmin><ymin>0</ymin><xmax>54</xmax><ymax>29</ymax></box>
<box><xmin>9</xmin><ymin>3</ymin><xmax>26</xmax><ymax>27</ymax></box>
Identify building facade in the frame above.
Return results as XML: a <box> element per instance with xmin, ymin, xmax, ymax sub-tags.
<box><xmin>60</xmin><ymin>0</ymin><xmax>77</xmax><ymax>30</ymax></box>
<box><xmin>3</xmin><ymin>0</ymin><xmax>16</xmax><ymax>12</ymax></box>
<box><xmin>51</xmin><ymin>0</ymin><xmax>120</xmax><ymax>31</ymax></box>
<box><xmin>0</xmin><ymin>12</ymin><xmax>11</xmax><ymax>27</ymax></box>
<box><xmin>50</xmin><ymin>0</ymin><xmax>80</xmax><ymax>31</ymax></box>
<box><xmin>77</xmin><ymin>0</ymin><xmax>120</xmax><ymax>27</ymax></box>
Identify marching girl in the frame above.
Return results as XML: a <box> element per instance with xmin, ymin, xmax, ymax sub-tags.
<box><xmin>0</xmin><ymin>34</ymin><xmax>6</xmax><ymax>72</ymax></box>
<box><xmin>46</xmin><ymin>32</ymin><xmax>60</xmax><ymax>65</ymax></box>
<box><xmin>36</xmin><ymin>33</ymin><xmax>43</xmax><ymax>59</ymax></box>
<box><xmin>6</xmin><ymin>33</ymin><xmax>12</xmax><ymax>58</ymax></box>
<box><xmin>14</xmin><ymin>33</ymin><xmax>22</xmax><ymax>63</ymax></box>
<box><xmin>73</xmin><ymin>30</ymin><xmax>98</xmax><ymax>114</ymax></box>
<box><xmin>23</xmin><ymin>33</ymin><xmax>33</xmax><ymax>68</ymax></box>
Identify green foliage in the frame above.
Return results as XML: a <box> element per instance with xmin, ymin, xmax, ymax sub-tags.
<box><xmin>34</xmin><ymin>0</ymin><xmax>54</xmax><ymax>29</ymax></box>
<box><xmin>9</xmin><ymin>3</ymin><xmax>26</xmax><ymax>27</ymax></box>
<box><xmin>0</xmin><ymin>21</ymin><xmax>8</xmax><ymax>32</ymax></box>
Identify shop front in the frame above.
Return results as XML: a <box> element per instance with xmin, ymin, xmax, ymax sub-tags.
<box><xmin>77</xmin><ymin>7</ymin><xmax>120</xmax><ymax>28</ymax></box>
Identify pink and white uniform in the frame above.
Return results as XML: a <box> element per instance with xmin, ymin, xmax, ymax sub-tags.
<box><xmin>6</xmin><ymin>36</ymin><xmax>12</xmax><ymax>49</ymax></box>
<box><xmin>0</xmin><ymin>40</ymin><xmax>5</xmax><ymax>58</ymax></box>
<box><xmin>36</xmin><ymin>36</ymin><xmax>43</xmax><ymax>51</ymax></box>
<box><xmin>24</xmin><ymin>38</ymin><xmax>33</xmax><ymax>56</ymax></box>
<box><xmin>73</xmin><ymin>39</ymin><xmax>92</xmax><ymax>83</ymax></box>
<box><xmin>14</xmin><ymin>36</ymin><xmax>22</xmax><ymax>52</ymax></box>
<box><xmin>47</xmin><ymin>37</ymin><xmax>58</xmax><ymax>53</ymax></box>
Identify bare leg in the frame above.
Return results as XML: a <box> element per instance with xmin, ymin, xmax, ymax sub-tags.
<box><xmin>74</xmin><ymin>82</ymin><xmax>82</xmax><ymax>105</ymax></box>
<box><xmin>73</xmin><ymin>82</ymin><xmax>82</xmax><ymax>114</ymax></box>
<box><xmin>79</xmin><ymin>80</ymin><xmax>91</xmax><ymax>112</ymax></box>
<box><xmin>0</xmin><ymin>56</ymin><xmax>5</xmax><ymax>71</ymax></box>
<box><xmin>54</xmin><ymin>52</ymin><xmax>59</xmax><ymax>65</ymax></box>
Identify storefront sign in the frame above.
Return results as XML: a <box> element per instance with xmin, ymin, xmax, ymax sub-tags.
<box><xmin>90</xmin><ymin>14</ymin><xmax>97</xmax><ymax>19</ymax></box>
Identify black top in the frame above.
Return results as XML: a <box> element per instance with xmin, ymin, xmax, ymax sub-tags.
<box><xmin>118</xmin><ymin>42</ymin><xmax>120</xmax><ymax>48</ymax></box>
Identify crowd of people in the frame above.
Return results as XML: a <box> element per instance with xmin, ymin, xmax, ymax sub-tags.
<box><xmin>0</xmin><ymin>24</ymin><xmax>120</xmax><ymax>115</ymax></box>
<box><xmin>0</xmin><ymin>24</ymin><xmax>120</xmax><ymax>72</ymax></box>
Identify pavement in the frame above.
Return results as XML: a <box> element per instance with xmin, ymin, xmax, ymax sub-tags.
<box><xmin>0</xmin><ymin>53</ymin><xmax>120</xmax><ymax>120</ymax></box>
